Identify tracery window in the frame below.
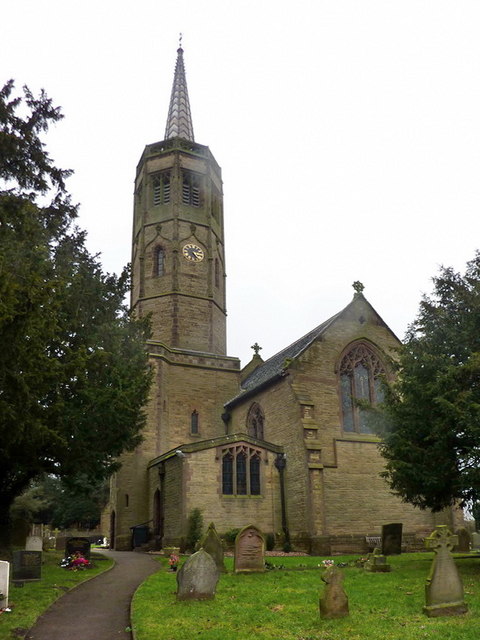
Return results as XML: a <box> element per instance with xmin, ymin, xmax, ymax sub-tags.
<box><xmin>246</xmin><ymin>402</ymin><xmax>265</xmax><ymax>440</ymax></box>
<box><xmin>154</xmin><ymin>246</ymin><xmax>165</xmax><ymax>276</ymax></box>
<box><xmin>182</xmin><ymin>170</ymin><xmax>202</xmax><ymax>207</ymax></box>
<box><xmin>221</xmin><ymin>445</ymin><xmax>262</xmax><ymax>496</ymax></box>
<box><xmin>152</xmin><ymin>171</ymin><xmax>171</xmax><ymax>206</ymax></box>
<box><xmin>339</xmin><ymin>342</ymin><xmax>385</xmax><ymax>434</ymax></box>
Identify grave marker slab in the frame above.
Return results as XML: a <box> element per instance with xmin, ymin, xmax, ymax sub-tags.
<box><xmin>201</xmin><ymin>522</ymin><xmax>226</xmax><ymax>573</ymax></box>
<box><xmin>319</xmin><ymin>566</ymin><xmax>349</xmax><ymax>619</ymax></box>
<box><xmin>234</xmin><ymin>524</ymin><xmax>265</xmax><ymax>573</ymax></box>
<box><xmin>25</xmin><ymin>535</ymin><xmax>43</xmax><ymax>551</ymax></box>
<box><xmin>381</xmin><ymin>523</ymin><xmax>403</xmax><ymax>555</ymax></box>
<box><xmin>12</xmin><ymin>550</ymin><xmax>42</xmax><ymax>582</ymax></box>
<box><xmin>471</xmin><ymin>532</ymin><xmax>480</xmax><ymax>551</ymax></box>
<box><xmin>176</xmin><ymin>549</ymin><xmax>219</xmax><ymax>600</ymax></box>
<box><xmin>454</xmin><ymin>528</ymin><xmax>471</xmax><ymax>553</ymax></box>
<box><xmin>364</xmin><ymin>548</ymin><xmax>391</xmax><ymax>573</ymax></box>
<box><xmin>0</xmin><ymin>561</ymin><xmax>9</xmax><ymax>608</ymax></box>
<box><xmin>423</xmin><ymin>525</ymin><xmax>467</xmax><ymax>617</ymax></box>
<box><xmin>65</xmin><ymin>537</ymin><xmax>91</xmax><ymax>560</ymax></box>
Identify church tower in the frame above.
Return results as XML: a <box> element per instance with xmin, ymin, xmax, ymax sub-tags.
<box><xmin>131</xmin><ymin>44</ymin><xmax>227</xmax><ymax>354</ymax></box>
<box><xmin>107</xmin><ymin>45</ymin><xmax>240</xmax><ymax>550</ymax></box>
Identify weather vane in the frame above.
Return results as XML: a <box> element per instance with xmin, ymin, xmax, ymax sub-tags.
<box><xmin>352</xmin><ymin>281</ymin><xmax>365</xmax><ymax>294</ymax></box>
<box><xmin>179</xmin><ymin>33</ymin><xmax>183</xmax><ymax>49</ymax></box>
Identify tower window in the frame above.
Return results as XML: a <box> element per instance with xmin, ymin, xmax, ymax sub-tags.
<box><xmin>339</xmin><ymin>342</ymin><xmax>386</xmax><ymax>434</ymax></box>
<box><xmin>152</xmin><ymin>171</ymin><xmax>171</xmax><ymax>206</ymax></box>
<box><xmin>154</xmin><ymin>246</ymin><xmax>165</xmax><ymax>276</ymax></box>
<box><xmin>246</xmin><ymin>402</ymin><xmax>265</xmax><ymax>440</ymax></box>
<box><xmin>221</xmin><ymin>445</ymin><xmax>262</xmax><ymax>496</ymax></box>
<box><xmin>215</xmin><ymin>258</ymin><xmax>220</xmax><ymax>288</ymax></box>
<box><xmin>182</xmin><ymin>171</ymin><xmax>202</xmax><ymax>207</ymax></box>
<box><xmin>190</xmin><ymin>410</ymin><xmax>199</xmax><ymax>435</ymax></box>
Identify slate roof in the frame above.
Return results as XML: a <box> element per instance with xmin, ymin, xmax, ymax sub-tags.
<box><xmin>225</xmin><ymin>310</ymin><xmax>341</xmax><ymax>408</ymax></box>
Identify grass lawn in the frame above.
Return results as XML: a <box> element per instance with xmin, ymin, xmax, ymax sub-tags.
<box><xmin>0</xmin><ymin>550</ymin><xmax>113</xmax><ymax>639</ymax></box>
<box><xmin>132</xmin><ymin>553</ymin><xmax>480</xmax><ymax>640</ymax></box>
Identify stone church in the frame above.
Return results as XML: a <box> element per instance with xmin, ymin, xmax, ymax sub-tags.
<box><xmin>105</xmin><ymin>45</ymin><xmax>461</xmax><ymax>553</ymax></box>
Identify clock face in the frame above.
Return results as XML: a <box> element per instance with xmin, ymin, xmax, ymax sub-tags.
<box><xmin>182</xmin><ymin>243</ymin><xmax>205</xmax><ymax>262</ymax></box>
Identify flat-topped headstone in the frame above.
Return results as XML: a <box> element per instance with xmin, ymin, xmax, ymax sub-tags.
<box><xmin>12</xmin><ymin>550</ymin><xmax>42</xmax><ymax>582</ymax></box>
<box><xmin>234</xmin><ymin>524</ymin><xmax>265</xmax><ymax>573</ymax></box>
<box><xmin>176</xmin><ymin>549</ymin><xmax>219</xmax><ymax>600</ymax></box>
<box><xmin>319</xmin><ymin>566</ymin><xmax>349</xmax><ymax>619</ymax></box>
<box><xmin>25</xmin><ymin>535</ymin><xmax>43</xmax><ymax>551</ymax></box>
<box><xmin>201</xmin><ymin>522</ymin><xmax>226</xmax><ymax>573</ymax></box>
<box><xmin>471</xmin><ymin>532</ymin><xmax>480</xmax><ymax>551</ymax></box>
<box><xmin>0</xmin><ymin>561</ymin><xmax>9</xmax><ymax>608</ymax></box>
<box><xmin>423</xmin><ymin>525</ymin><xmax>467</xmax><ymax>617</ymax></box>
<box><xmin>454</xmin><ymin>528</ymin><xmax>471</xmax><ymax>553</ymax></box>
<box><xmin>65</xmin><ymin>537</ymin><xmax>91</xmax><ymax>560</ymax></box>
<box><xmin>382</xmin><ymin>523</ymin><xmax>403</xmax><ymax>555</ymax></box>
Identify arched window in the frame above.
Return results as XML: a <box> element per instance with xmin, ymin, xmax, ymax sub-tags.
<box><xmin>154</xmin><ymin>246</ymin><xmax>165</xmax><ymax>276</ymax></box>
<box><xmin>247</xmin><ymin>403</ymin><xmax>265</xmax><ymax>440</ymax></box>
<box><xmin>339</xmin><ymin>342</ymin><xmax>386</xmax><ymax>434</ymax></box>
<box><xmin>215</xmin><ymin>258</ymin><xmax>220</xmax><ymax>287</ymax></box>
<box><xmin>190</xmin><ymin>410</ymin><xmax>199</xmax><ymax>435</ymax></box>
<box><xmin>221</xmin><ymin>445</ymin><xmax>263</xmax><ymax>496</ymax></box>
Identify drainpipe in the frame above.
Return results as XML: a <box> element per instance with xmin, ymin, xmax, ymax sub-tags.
<box><xmin>274</xmin><ymin>453</ymin><xmax>291</xmax><ymax>548</ymax></box>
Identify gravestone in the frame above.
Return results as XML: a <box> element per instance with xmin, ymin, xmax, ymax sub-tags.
<box><xmin>364</xmin><ymin>548</ymin><xmax>391</xmax><ymax>573</ymax></box>
<box><xmin>381</xmin><ymin>523</ymin><xmax>403</xmax><ymax>555</ymax></box>
<box><xmin>25</xmin><ymin>535</ymin><xmax>43</xmax><ymax>551</ymax></box>
<box><xmin>0</xmin><ymin>561</ymin><xmax>9</xmax><ymax>608</ymax></box>
<box><xmin>201</xmin><ymin>522</ymin><xmax>226</xmax><ymax>573</ymax></box>
<box><xmin>176</xmin><ymin>549</ymin><xmax>219</xmax><ymax>600</ymax></box>
<box><xmin>234</xmin><ymin>524</ymin><xmax>265</xmax><ymax>573</ymax></box>
<box><xmin>319</xmin><ymin>566</ymin><xmax>349</xmax><ymax>619</ymax></box>
<box><xmin>454</xmin><ymin>528</ymin><xmax>471</xmax><ymax>553</ymax></box>
<box><xmin>423</xmin><ymin>525</ymin><xmax>467</xmax><ymax>617</ymax></box>
<box><xmin>65</xmin><ymin>537</ymin><xmax>91</xmax><ymax>560</ymax></box>
<box><xmin>12</xmin><ymin>550</ymin><xmax>42</xmax><ymax>582</ymax></box>
<box><xmin>471</xmin><ymin>532</ymin><xmax>480</xmax><ymax>551</ymax></box>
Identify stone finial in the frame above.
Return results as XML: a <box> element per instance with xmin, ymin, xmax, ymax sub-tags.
<box><xmin>352</xmin><ymin>281</ymin><xmax>365</xmax><ymax>294</ymax></box>
<box><xmin>423</xmin><ymin>525</ymin><xmax>467</xmax><ymax>617</ymax></box>
<box><xmin>251</xmin><ymin>342</ymin><xmax>262</xmax><ymax>356</ymax></box>
<box><xmin>319</xmin><ymin>566</ymin><xmax>349</xmax><ymax>619</ymax></box>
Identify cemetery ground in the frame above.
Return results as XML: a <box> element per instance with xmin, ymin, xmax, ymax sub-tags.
<box><xmin>0</xmin><ymin>550</ymin><xmax>113</xmax><ymax>639</ymax></box>
<box><xmin>132</xmin><ymin>553</ymin><xmax>480</xmax><ymax>640</ymax></box>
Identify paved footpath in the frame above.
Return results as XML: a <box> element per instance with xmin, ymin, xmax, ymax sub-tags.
<box><xmin>26</xmin><ymin>550</ymin><xmax>160</xmax><ymax>640</ymax></box>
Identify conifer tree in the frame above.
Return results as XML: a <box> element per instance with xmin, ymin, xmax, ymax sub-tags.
<box><xmin>379</xmin><ymin>253</ymin><xmax>480</xmax><ymax>511</ymax></box>
<box><xmin>0</xmin><ymin>81</ymin><xmax>151</xmax><ymax>539</ymax></box>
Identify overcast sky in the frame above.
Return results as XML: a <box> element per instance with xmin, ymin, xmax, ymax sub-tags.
<box><xmin>3</xmin><ymin>1</ymin><xmax>480</xmax><ymax>365</ymax></box>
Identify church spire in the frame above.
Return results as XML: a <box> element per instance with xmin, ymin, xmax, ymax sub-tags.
<box><xmin>164</xmin><ymin>37</ymin><xmax>195</xmax><ymax>142</ymax></box>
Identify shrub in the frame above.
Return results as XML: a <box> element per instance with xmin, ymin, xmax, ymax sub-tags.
<box><xmin>185</xmin><ymin>508</ymin><xmax>203</xmax><ymax>552</ymax></box>
<box><xmin>265</xmin><ymin>532</ymin><xmax>275</xmax><ymax>551</ymax></box>
<box><xmin>223</xmin><ymin>527</ymin><xmax>241</xmax><ymax>546</ymax></box>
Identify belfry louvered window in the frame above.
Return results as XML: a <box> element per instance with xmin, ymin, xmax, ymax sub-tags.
<box><xmin>182</xmin><ymin>171</ymin><xmax>201</xmax><ymax>207</ymax></box>
<box><xmin>152</xmin><ymin>172</ymin><xmax>171</xmax><ymax>206</ymax></box>
<box><xmin>221</xmin><ymin>445</ymin><xmax>262</xmax><ymax>496</ymax></box>
<box><xmin>339</xmin><ymin>343</ymin><xmax>385</xmax><ymax>434</ymax></box>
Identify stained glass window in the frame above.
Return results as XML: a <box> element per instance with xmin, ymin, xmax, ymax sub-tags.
<box><xmin>339</xmin><ymin>343</ymin><xmax>386</xmax><ymax>434</ymax></box>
